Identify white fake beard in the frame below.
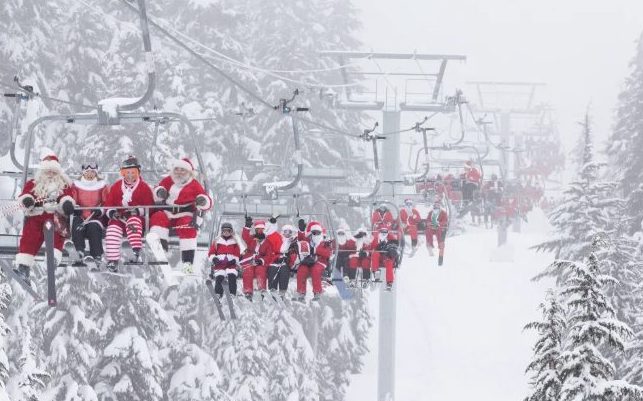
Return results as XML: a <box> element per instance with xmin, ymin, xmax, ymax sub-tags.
<box><xmin>378</xmin><ymin>233</ymin><xmax>388</xmax><ymax>242</ymax></box>
<box><xmin>355</xmin><ymin>238</ymin><xmax>365</xmax><ymax>250</ymax></box>
<box><xmin>34</xmin><ymin>173</ymin><xmax>67</xmax><ymax>199</ymax></box>
<box><xmin>171</xmin><ymin>171</ymin><xmax>190</xmax><ymax>185</ymax></box>
<box><xmin>337</xmin><ymin>235</ymin><xmax>347</xmax><ymax>246</ymax></box>
<box><xmin>311</xmin><ymin>234</ymin><xmax>323</xmax><ymax>246</ymax></box>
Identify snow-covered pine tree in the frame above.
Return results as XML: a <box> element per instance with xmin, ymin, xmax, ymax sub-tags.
<box><xmin>534</xmin><ymin>113</ymin><xmax>619</xmax><ymax>282</ymax></box>
<box><xmin>12</xmin><ymin>326</ymin><xmax>49</xmax><ymax>401</ymax></box>
<box><xmin>0</xmin><ymin>282</ymin><xmax>11</xmax><ymax>401</ymax></box>
<box><xmin>558</xmin><ymin>235</ymin><xmax>643</xmax><ymax>401</ymax></box>
<box><xmin>606</xmin><ymin>32</ymin><xmax>643</xmax><ymax>234</ymax></box>
<box><xmin>524</xmin><ymin>289</ymin><xmax>566</xmax><ymax>401</ymax></box>
<box><xmin>39</xmin><ymin>266</ymin><xmax>102</xmax><ymax>400</ymax></box>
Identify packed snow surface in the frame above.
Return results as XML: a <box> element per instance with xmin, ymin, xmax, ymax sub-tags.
<box><xmin>347</xmin><ymin>209</ymin><xmax>554</xmax><ymax>401</ymax></box>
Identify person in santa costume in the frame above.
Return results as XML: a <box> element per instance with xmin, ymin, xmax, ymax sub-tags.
<box><xmin>264</xmin><ymin>221</ymin><xmax>298</xmax><ymax>298</ymax></box>
<box><xmin>425</xmin><ymin>200</ymin><xmax>449</xmax><ymax>266</ymax></box>
<box><xmin>148</xmin><ymin>158</ymin><xmax>212</xmax><ymax>273</ymax></box>
<box><xmin>104</xmin><ymin>155</ymin><xmax>154</xmax><ymax>272</ymax></box>
<box><xmin>240</xmin><ymin>217</ymin><xmax>276</xmax><ymax>299</ymax></box>
<box><xmin>399</xmin><ymin>198</ymin><xmax>422</xmax><ymax>248</ymax></box>
<box><xmin>347</xmin><ymin>227</ymin><xmax>373</xmax><ymax>285</ymax></box>
<box><xmin>207</xmin><ymin>222</ymin><xmax>240</xmax><ymax>298</ymax></box>
<box><xmin>370</xmin><ymin>225</ymin><xmax>399</xmax><ymax>290</ymax></box>
<box><xmin>14</xmin><ymin>149</ymin><xmax>76</xmax><ymax>285</ymax></box>
<box><xmin>294</xmin><ymin>219</ymin><xmax>333</xmax><ymax>301</ymax></box>
<box><xmin>371</xmin><ymin>203</ymin><xmax>394</xmax><ymax>231</ymax></box>
<box><xmin>70</xmin><ymin>162</ymin><xmax>110</xmax><ymax>265</ymax></box>
<box><xmin>334</xmin><ymin>226</ymin><xmax>356</xmax><ymax>280</ymax></box>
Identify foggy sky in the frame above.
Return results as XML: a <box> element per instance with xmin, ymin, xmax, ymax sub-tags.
<box><xmin>353</xmin><ymin>0</ymin><xmax>643</xmax><ymax>153</ymax></box>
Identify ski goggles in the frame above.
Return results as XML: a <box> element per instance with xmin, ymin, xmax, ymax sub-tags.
<box><xmin>82</xmin><ymin>163</ymin><xmax>98</xmax><ymax>171</ymax></box>
<box><xmin>282</xmin><ymin>229</ymin><xmax>293</xmax><ymax>237</ymax></box>
<box><xmin>404</xmin><ymin>200</ymin><xmax>413</xmax><ymax>206</ymax></box>
<box><xmin>337</xmin><ymin>231</ymin><xmax>346</xmax><ymax>236</ymax></box>
<box><xmin>310</xmin><ymin>230</ymin><xmax>322</xmax><ymax>236</ymax></box>
<box><xmin>221</xmin><ymin>227</ymin><xmax>233</xmax><ymax>234</ymax></box>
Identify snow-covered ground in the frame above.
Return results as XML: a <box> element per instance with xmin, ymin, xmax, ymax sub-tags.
<box><xmin>347</xmin><ymin>209</ymin><xmax>555</xmax><ymax>401</ymax></box>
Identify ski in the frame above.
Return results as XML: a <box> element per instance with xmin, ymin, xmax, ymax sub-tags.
<box><xmin>145</xmin><ymin>233</ymin><xmax>179</xmax><ymax>286</ymax></box>
<box><xmin>221</xmin><ymin>277</ymin><xmax>238</xmax><ymax>320</ymax></box>
<box><xmin>331</xmin><ymin>267</ymin><xmax>353</xmax><ymax>300</ymax></box>
<box><xmin>0</xmin><ymin>258</ymin><xmax>42</xmax><ymax>301</ymax></box>
<box><xmin>205</xmin><ymin>279</ymin><xmax>226</xmax><ymax>320</ymax></box>
<box><xmin>44</xmin><ymin>220</ymin><xmax>57</xmax><ymax>307</ymax></box>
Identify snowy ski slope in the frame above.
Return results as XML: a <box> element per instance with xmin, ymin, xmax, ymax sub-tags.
<box><xmin>347</xmin><ymin>209</ymin><xmax>555</xmax><ymax>401</ymax></box>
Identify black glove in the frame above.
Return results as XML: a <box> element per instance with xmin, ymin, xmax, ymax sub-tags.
<box><xmin>377</xmin><ymin>242</ymin><xmax>387</xmax><ymax>251</ymax></box>
<box><xmin>301</xmin><ymin>255</ymin><xmax>316</xmax><ymax>266</ymax></box>
<box><xmin>275</xmin><ymin>256</ymin><xmax>286</xmax><ymax>264</ymax></box>
<box><xmin>254</xmin><ymin>258</ymin><xmax>263</xmax><ymax>266</ymax></box>
<box><xmin>61</xmin><ymin>200</ymin><xmax>75</xmax><ymax>216</ymax></box>
<box><xmin>227</xmin><ymin>259</ymin><xmax>237</xmax><ymax>267</ymax></box>
<box><xmin>245</xmin><ymin>215</ymin><xmax>253</xmax><ymax>228</ymax></box>
<box><xmin>21</xmin><ymin>195</ymin><xmax>35</xmax><ymax>209</ymax></box>
<box><xmin>298</xmin><ymin>218</ymin><xmax>306</xmax><ymax>232</ymax></box>
<box><xmin>107</xmin><ymin>209</ymin><xmax>118</xmax><ymax>220</ymax></box>
<box><xmin>359</xmin><ymin>250</ymin><xmax>368</xmax><ymax>258</ymax></box>
<box><xmin>417</xmin><ymin>220</ymin><xmax>426</xmax><ymax>231</ymax></box>
<box><xmin>91</xmin><ymin>208</ymin><xmax>103</xmax><ymax>217</ymax></box>
<box><xmin>210</xmin><ymin>256</ymin><xmax>220</xmax><ymax>266</ymax></box>
<box><xmin>386</xmin><ymin>244</ymin><xmax>398</xmax><ymax>259</ymax></box>
<box><xmin>156</xmin><ymin>187</ymin><xmax>169</xmax><ymax>201</ymax></box>
<box><xmin>269</xmin><ymin>214</ymin><xmax>279</xmax><ymax>224</ymax></box>
<box><xmin>195</xmin><ymin>194</ymin><xmax>208</xmax><ymax>207</ymax></box>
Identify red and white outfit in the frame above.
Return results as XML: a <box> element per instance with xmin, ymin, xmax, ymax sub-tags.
<box><xmin>296</xmin><ymin>221</ymin><xmax>332</xmax><ymax>296</ymax></box>
<box><xmin>208</xmin><ymin>236</ymin><xmax>241</xmax><ymax>277</ymax></box>
<box><xmin>149</xmin><ymin>159</ymin><xmax>212</xmax><ymax>254</ymax></box>
<box><xmin>15</xmin><ymin>150</ymin><xmax>75</xmax><ymax>268</ymax></box>
<box><xmin>104</xmin><ymin>178</ymin><xmax>154</xmax><ymax>261</ymax></box>
<box><xmin>369</xmin><ymin>231</ymin><xmax>397</xmax><ymax>284</ymax></box>
<box><xmin>400</xmin><ymin>205</ymin><xmax>422</xmax><ymax>244</ymax></box>
<box><xmin>241</xmin><ymin>220</ymin><xmax>276</xmax><ymax>295</ymax></box>
<box><xmin>371</xmin><ymin>209</ymin><xmax>394</xmax><ymax>231</ymax></box>
<box><xmin>426</xmin><ymin>207</ymin><xmax>448</xmax><ymax>256</ymax></box>
<box><xmin>71</xmin><ymin>178</ymin><xmax>109</xmax><ymax>225</ymax></box>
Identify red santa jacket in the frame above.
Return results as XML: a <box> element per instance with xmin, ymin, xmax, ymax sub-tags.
<box><xmin>153</xmin><ymin>176</ymin><xmax>212</xmax><ymax>218</ymax></box>
<box><xmin>105</xmin><ymin>178</ymin><xmax>154</xmax><ymax>217</ymax></box>
<box><xmin>371</xmin><ymin>210</ymin><xmax>394</xmax><ymax>230</ymax></box>
<box><xmin>370</xmin><ymin>232</ymin><xmax>397</xmax><ymax>258</ymax></box>
<box><xmin>18</xmin><ymin>179</ymin><xmax>75</xmax><ymax>217</ymax></box>
<box><xmin>208</xmin><ymin>236</ymin><xmax>241</xmax><ymax>268</ymax></box>
<box><xmin>309</xmin><ymin>239</ymin><xmax>333</xmax><ymax>268</ymax></box>
<box><xmin>400</xmin><ymin>207</ymin><xmax>421</xmax><ymax>227</ymax></box>
<box><xmin>241</xmin><ymin>227</ymin><xmax>276</xmax><ymax>266</ymax></box>
<box><xmin>71</xmin><ymin>179</ymin><xmax>110</xmax><ymax>219</ymax></box>
<box><xmin>465</xmin><ymin>167</ymin><xmax>481</xmax><ymax>185</ymax></box>
<box><xmin>426</xmin><ymin>209</ymin><xmax>448</xmax><ymax>230</ymax></box>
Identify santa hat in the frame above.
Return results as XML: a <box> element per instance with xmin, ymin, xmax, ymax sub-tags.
<box><xmin>254</xmin><ymin>220</ymin><xmax>266</xmax><ymax>230</ymax></box>
<box><xmin>173</xmin><ymin>158</ymin><xmax>197</xmax><ymax>176</ymax></box>
<box><xmin>40</xmin><ymin>148</ymin><xmax>62</xmax><ymax>173</ymax></box>
<box><xmin>306</xmin><ymin>221</ymin><xmax>323</xmax><ymax>236</ymax></box>
<box><xmin>281</xmin><ymin>224</ymin><xmax>295</xmax><ymax>233</ymax></box>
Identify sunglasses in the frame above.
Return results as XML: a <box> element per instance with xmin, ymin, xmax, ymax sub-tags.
<box><xmin>311</xmin><ymin>230</ymin><xmax>322</xmax><ymax>236</ymax></box>
<box><xmin>82</xmin><ymin>163</ymin><xmax>98</xmax><ymax>171</ymax></box>
<box><xmin>337</xmin><ymin>232</ymin><xmax>345</xmax><ymax>236</ymax></box>
<box><xmin>221</xmin><ymin>228</ymin><xmax>233</xmax><ymax>234</ymax></box>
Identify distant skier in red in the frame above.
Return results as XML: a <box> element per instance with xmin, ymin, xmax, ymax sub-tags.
<box><xmin>207</xmin><ymin>222</ymin><xmax>240</xmax><ymax>297</ymax></box>
<box><xmin>241</xmin><ymin>217</ymin><xmax>275</xmax><ymax>300</ymax></box>
<box><xmin>14</xmin><ymin>149</ymin><xmax>76</xmax><ymax>285</ymax></box>
<box><xmin>149</xmin><ymin>158</ymin><xmax>212</xmax><ymax>273</ymax></box>
<box><xmin>104</xmin><ymin>156</ymin><xmax>154</xmax><ymax>273</ymax></box>
<box><xmin>370</xmin><ymin>226</ymin><xmax>399</xmax><ymax>290</ymax></box>
<box><xmin>425</xmin><ymin>201</ymin><xmax>449</xmax><ymax>266</ymax></box>
<box><xmin>371</xmin><ymin>204</ymin><xmax>394</xmax><ymax>231</ymax></box>
<box><xmin>400</xmin><ymin>198</ymin><xmax>422</xmax><ymax>249</ymax></box>
<box><xmin>294</xmin><ymin>219</ymin><xmax>333</xmax><ymax>301</ymax></box>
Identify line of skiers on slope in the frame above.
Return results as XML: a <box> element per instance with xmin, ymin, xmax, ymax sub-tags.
<box><xmin>13</xmin><ymin>150</ymin><xmax>212</xmax><ymax>285</ymax></box>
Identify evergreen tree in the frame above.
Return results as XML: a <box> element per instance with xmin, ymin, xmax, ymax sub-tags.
<box><xmin>13</xmin><ymin>328</ymin><xmax>49</xmax><ymax>401</ymax></box>
<box><xmin>0</xmin><ymin>282</ymin><xmax>11</xmax><ymax>401</ymax></box>
<box><xmin>534</xmin><ymin>114</ymin><xmax>619</xmax><ymax>281</ymax></box>
<box><xmin>607</xmin><ymin>32</ymin><xmax>643</xmax><ymax>234</ymax></box>
<box><xmin>524</xmin><ymin>289</ymin><xmax>566</xmax><ymax>401</ymax></box>
<box><xmin>558</xmin><ymin>236</ymin><xmax>643</xmax><ymax>401</ymax></box>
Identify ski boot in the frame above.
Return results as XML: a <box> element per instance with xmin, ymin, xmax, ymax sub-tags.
<box><xmin>428</xmin><ymin>246</ymin><xmax>435</xmax><ymax>257</ymax></box>
<box><xmin>245</xmin><ymin>293</ymin><xmax>253</xmax><ymax>302</ymax></box>
<box><xmin>72</xmin><ymin>250</ymin><xmax>85</xmax><ymax>267</ymax></box>
<box><xmin>312</xmin><ymin>293</ymin><xmax>321</xmax><ymax>302</ymax></box>
<box><xmin>106</xmin><ymin>260</ymin><xmax>119</xmax><ymax>273</ymax></box>
<box><xmin>181</xmin><ymin>262</ymin><xmax>194</xmax><ymax>274</ymax></box>
<box><xmin>279</xmin><ymin>290</ymin><xmax>287</xmax><ymax>300</ymax></box>
<box><xmin>13</xmin><ymin>264</ymin><xmax>31</xmax><ymax>286</ymax></box>
<box><xmin>385</xmin><ymin>282</ymin><xmax>393</xmax><ymax>291</ymax></box>
<box><xmin>373</xmin><ymin>270</ymin><xmax>382</xmax><ymax>283</ymax></box>
<box><xmin>129</xmin><ymin>249</ymin><xmax>141</xmax><ymax>264</ymax></box>
<box><xmin>438</xmin><ymin>255</ymin><xmax>444</xmax><ymax>266</ymax></box>
<box><xmin>84</xmin><ymin>255</ymin><xmax>100</xmax><ymax>272</ymax></box>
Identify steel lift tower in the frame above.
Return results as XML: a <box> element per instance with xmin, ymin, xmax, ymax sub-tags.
<box><xmin>321</xmin><ymin>51</ymin><xmax>465</xmax><ymax>401</ymax></box>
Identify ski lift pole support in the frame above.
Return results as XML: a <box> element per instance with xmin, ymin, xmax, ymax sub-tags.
<box><xmin>358</xmin><ymin>122</ymin><xmax>383</xmax><ymax>199</ymax></box>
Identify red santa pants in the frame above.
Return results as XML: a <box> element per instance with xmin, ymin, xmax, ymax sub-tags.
<box><xmin>404</xmin><ymin>224</ymin><xmax>419</xmax><ymax>241</ymax></box>
<box><xmin>296</xmin><ymin>262</ymin><xmax>324</xmax><ymax>295</ymax></box>
<box><xmin>426</xmin><ymin>227</ymin><xmax>446</xmax><ymax>256</ymax></box>
<box><xmin>18</xmin><ymin>214</ymin><xmax>65</xmax><ymax>255</ymax></box>
<box><xmin>149</xmin><ymin>212</ymin><xmax>197</xmax><ymax>252</ymax></box>
<box><xmin>370</xmin><ymin>251</ymin><xmax>395</xmax><ymax>283</ymax></box>
<box><xmin>105</xmin><ymin>216</ymin><xmax>143</xmax><ymax>261</ymax></box>
<box><xmin>242</xmin><ymin>263</ymin><xmax>267</xmax><ymax>294</ymax></box>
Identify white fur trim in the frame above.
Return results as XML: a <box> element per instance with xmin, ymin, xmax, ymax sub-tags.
<box><xmin>150</xmin><ymin>226</ymin><xmax>169</xmax><ymax>241</ymax></box>
<box><xmin>73</xmin><ymin>179</ymin><xmax>107</xmax><ymax>191</ymax></box>
<box><xmin>195</xmin><ymin>194</ymin><xmax>211</xmax><ymax>211</ymax></box>
<box><xmin>153</xmin><ymin>186</ymin><xmax>167</xmax><ymax>203</ymax></box>
<box><xmin>214</xmin><ymin>268</ymin><xmax>238</xmax><ymax>277</ymax></box>
<box><xmin>173</xmin><ymin>158</ymin><xmax>194</xmax><ymax>172</ymax></box>
<box><xmin>265</xmin><ymin>221</ymin><xmax>278</xmax><ymax>235</ymax></box>
<box><xmin>281</xmin><ymin>224</ymin><xmax>295</xmax><ymax>233</ymax></box>
<box><xmin>179</xmin><ymin>238</ymin><xmax>197</xmax><ymax>251</ymax></box>
<box><xmin>215</xmin><ymin>237</ymin><xmax>238</xmax><ymax>246</ymax></box>
<box><xmin>254</xmin><ymin>222</ymin><xmax>266</xmax><ymax>230</ymax></box>
<box><xmin>15</xmin><ymin>253</ymin><xmax>35</xmax><ymax>267</ymax></box>
<box><xmin>40</xmin><ymin>159</ymin><xmax>62</xmax><ymax>172</ymax></box>
<box><xmin>308</xmin><ymin>223</ymin><xmax>322</xmax><ymax>233</ymax></box>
